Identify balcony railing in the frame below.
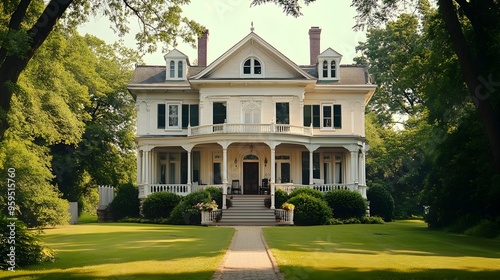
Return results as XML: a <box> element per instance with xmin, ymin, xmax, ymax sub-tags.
<box><xmin>189</xmin><ymin>123</ymin><xmax>313</xmax><ymax>136</ymax></box>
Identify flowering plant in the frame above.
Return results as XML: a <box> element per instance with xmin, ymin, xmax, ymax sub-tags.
<box><xmin>194</xmin><ymin>200</ymin><xmax>218</xmax><ymax>212</ymax></box>
<box><xmin>281</xmin><ymin>202</ymin><xmax>295</xmax><ymax>211</ymax></box>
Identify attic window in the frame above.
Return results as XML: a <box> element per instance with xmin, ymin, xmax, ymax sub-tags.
<box><xmin>242</xmin><ymin>58</ymin><xmax>263</xmax><ymax>76</ymax></box>
<box><xmin>166</xmin><ymin>59</ymin><xmax>185</xmax><ymax>80</ymax></box>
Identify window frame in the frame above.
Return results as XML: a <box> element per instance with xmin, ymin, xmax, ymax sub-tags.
<box><xmin>241</xmin><ymin>57</ymin><xmax>264</xmax><ymax>77</ymax></box>
<box><xmin>167</xmin><ymin>102</ymin><xmax>182</xmax><ymax>130</ymax></box>
<box><xmin>319</xmin><ymin>59</ymin><xmax>339</xmax><ymax>80</ymax></box>
<box><xmin>320</xmin><ymin>103</ymin><xmax>342</xmax><ymax>129</ymax></box>
<box><xmin>166</xmin><ymin>59</ymin><xmax>186</xmax><ymax>80</ymax></box>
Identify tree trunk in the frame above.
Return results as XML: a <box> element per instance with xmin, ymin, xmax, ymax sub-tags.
<box><xmin>439</xmin><ymin>0</ymin><xmax>500</xmax><ymax>173</ymax></box>
<box><xmin>0</xmin><ymin>0</ymin><xmax>73</xmax><ymax>140</ymax></box>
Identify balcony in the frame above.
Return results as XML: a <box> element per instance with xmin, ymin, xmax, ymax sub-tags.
<box><xmin>188</xmin><ymin>123</ymin><xmax>313</xmax><ymax>136</ymax></box>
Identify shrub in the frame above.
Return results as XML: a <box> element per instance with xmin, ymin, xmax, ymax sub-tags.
<box><xmin>169</xmin><ymin>190</ymin><xmax>211</xmax><ymax>225</ymax></box>
<box><xmin>367</xmin><ymin>186</ymin><xmax>395</xmax><ymax>222</ymax></box>
<box><xmin>464</xmin><ymin>219</ymin><xmax>499</xmax><ymax>238</ymax></box>
<box><xmin>275</xmin><ymin>189</ymin><xmax>289</xmax><ymax>209</ymax></box>
<box><xmin>109</xmin><ymin>183</ymin><xmax>140</xmax><ymax>220</ymax></box>
<box><xmin>325</xmin><ymin>190</ymin><xmax>367</xmax><ymax>219</ymax></box>
<box><xmin>204</xmin><ymin>187</ymin><xmax>223</xmax><ymax>208</ymax></box>
<box><xmin>361</xmin><ymin>216</ymin><xmax>385</xmax><ymax>224</ymax></box>
<box><xmin>287</xmin><ymin>194</ymin><xmax>332</xmax><ymax>226</ymax></box>
<box><xmin>0</xmin><ymin>215</ymin><xmax>55</xmax><ymax>269</ymax></box>
<box><xmin>142</xmin><ymin>192</ymin><xmax>182</xmax><ymax>219</ymax></box>
<box><xmin>289</xmin><ymin>187</ymin><xmax>325</xmax><ymax>200</ymax></box>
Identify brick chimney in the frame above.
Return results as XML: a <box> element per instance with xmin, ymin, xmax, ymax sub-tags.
<box><xmin>197</xmin><ymin>30</ymin><xmax>209</xmax><ymax>67</ymax></box>
<box><xmin>308</xmin><ymin>27</ymin><xmax>321</xmax><ymax>65</ymax></box>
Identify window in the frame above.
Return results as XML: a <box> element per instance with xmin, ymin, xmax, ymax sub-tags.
<box><xmin>276</xmin><ymin>103</ymin><xmax>289</xmax><ymax>124</ymax></box>
<box><xmin>166</xmin><ymin>59</ymin><xmax>185</xmax><ymax>80</ymax></box>
<box><xmin>320</xmin><ymin>59</ymin><xmax>338</xmax><ymax>79</ymax></box>
<box><xmin>322</xmin><ymin>61</ymin><xmax>328</xmax><ymax>78</ymax></box>
<box><xmin>178</xmin><ymin>61</ymin><xmax>183</xmax><ymax>78</ymax></box>
<box><xmin>182</xmin><ymin>104</ymin><xmax>199</xmax><ymax>128</ymax></box>
<box><xmin>242</xmin><ymin>58</ymin><xmax>263</xmax><ymax>76</ymax></box>
<box><xmin>303</xmin><ymin>105</ymin><xmax>320</xmax><ymax>127</ymax></box>
<box><xmin>213</xmin><ymin>102</ymin><xmax>227</xmax><ymax>124</ymax></box>
<box><xmin>157</xmin><ymin>104</ymin><xmax>166</xmax><ymax>129</ymax></box>
<box><xmin>168</xmin><ymin>104</ymin><xmax>180</xmax><ymax>128</ymax></box>
<box><xmin>321</xmin><ymin>104</ymin><xmax>342</xmax><ymax>129</ymax></box>
<box><xmin>169</xmin><ymin>61</ymin><xmax>175</xmax><ymax>78</ymax></box>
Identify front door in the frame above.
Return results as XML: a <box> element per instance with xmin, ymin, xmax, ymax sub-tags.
<box><xmin>243</xmin><ymin>162</ymin><xmax>259</xmax><ymax>194</ymax></box>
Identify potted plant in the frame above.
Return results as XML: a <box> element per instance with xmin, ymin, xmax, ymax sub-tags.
<box><xmin>281</xmin><ymin>202</ymin><xmax>295</xmax><ymax>211</ymax></box>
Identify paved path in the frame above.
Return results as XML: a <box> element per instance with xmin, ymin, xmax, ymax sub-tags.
<box><xmin>212</xmin><ymin>226</ymin><xmax>283</xmax><ymax>280</ymax></box>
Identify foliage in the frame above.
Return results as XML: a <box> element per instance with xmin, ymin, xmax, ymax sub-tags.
<box><xmin>281</xmin><ymin>202</ymin><xmax>294</xmax><ymax>211</ymax></box>
<box><xmin>168</xmin><ymin>190</ymin><xmax>211</xmax><ymax>225</ymax></box>
<box><xmin>286</xmin><ymin>194</ymin><xmax>332</xmax><ymax>226</ymax></box>
<box><xmin>275</xmin><ymin>189</ymin><xmax>289</xmax><ymax>208</ymax></box>
<box><xmin>142</xmin><ymin>192</ymin><xmax>182</xmax><ymax>219</ymax></box>
<box><xmin>367</xmin><ymin>186</ymin><xmax>395</xmax><ymax>222</ymax></box>
<box><xmin>0</xmin><ymin>139</ymin><xmax>70</xmax><ymax>228</ymax></box>
<box><xmin>109</xmin><ymin>183</ymin><xmax>140</xmax><ymax>220</ymax></box>
<box><xmin>0</xmin><ymin>215</ymin><xmax>55</xmax><ymax>269</ymax></box>
<box><xmin>289</xmin><ymin>187</ymin><xmax>324</xmax><ymax>200</ymax></box>
<box><xmin>463</xmin><ymin>219</ymin><xmax>499</xmax><ymax>239</ymax></box>
<box><xmin>250</xmin><ymin>0</ymin><xmax>316</xmax><ymax>17</ymax></box>
<box><xmin>325</xmin><ymin>190</ymin><xmax>367</xmax><ymax>219</ymax></box>
<box><xmin>204</xmin><ymin>187</ymin><xmax>222</xmax><ymax>209</ymax></box>
<box><xmin>193</xmin><ymin>200</ymin><xmax>218</xmax><ymax>212</ymax></box>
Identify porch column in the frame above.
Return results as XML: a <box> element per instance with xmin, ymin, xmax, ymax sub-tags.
<box><xmin>350</xmin><ymin>150</ymin><xmax>359</xmax><ymax>186</ymax></box>
<box><xmin>182</xmin><ymin>145</ymin><xmax>194</xmax><ymax>193</ymax></box>
<box><xmin>309</xmin><ymin>151</ymin><xmax>314</xmax><ymax>185</ymax></box>
<box><xmin>222</xmin><ymin>147</ymin><xmax>228</xmax><ymax>185</ymax></box>
<box><xmin>144</xmin><ymin>150</ymin><xmax>150</xmax><ymax>184</ymax></box>
<box><xmin>359</xmin><ymin>149</ymin><xmax>367</xmax><ymax>199</ymax></box>
<box><xmin>141</xmin><ymin>149</ymin><xmax>147</xmax><ymax>184</ymax></box>
<box><xmin>270</xmin><ymin>147</ymin><xmax>276</xmax><ymax>209</ymax></box>
<box><xmin>137</xmin><ymin>149</ymin><xmax>142</xmax><ymax>185</ymax></box>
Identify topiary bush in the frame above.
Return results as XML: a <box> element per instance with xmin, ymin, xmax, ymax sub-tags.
<box><xmin>0</xmin><ymin>215</ymin><xmax>55</xmax><ymax>269</ymax></box>
<box><xmin>109</xmin><ymin>183</ymin><xmax>140</xmax><ymax>220</ymax></box>
<box><xmin>325</xmin><ymin>190</ymin><xmax>367</xmax><ymax>219</ymax></box>
<box><xmin>287</xmin><ymin>194</ymin><xmax>332</xmax><ymax>226</ymax></box>
<box><xmin>168</xmin><ymin>190</ymin><xmax>212</xmax><ymax>225</ymax></box>
<box><xmin>367</xmin><ymin>185</ymin><xmax>395</xmax><ymax>222</ymax></box>
<box><xmin>289</xmin><ymin>187</ymin><xmax>325</xmax><ymax>200</ymax></box>
<box><xmin>142</xmin><ymin>192</ymin><xmax>182</xmax><ymax>219</ymax></box>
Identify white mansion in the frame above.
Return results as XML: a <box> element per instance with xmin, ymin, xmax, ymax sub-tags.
<box><xmin>127</xmin><ymin>27</ymin><xmax>375</xmax><ymax>210</ymax></box>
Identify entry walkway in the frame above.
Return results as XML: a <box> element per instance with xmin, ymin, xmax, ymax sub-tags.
<box><xmin>212</xmin><ymin>226</ymin><xmax>283</xmax><ymax>280</ymax></box>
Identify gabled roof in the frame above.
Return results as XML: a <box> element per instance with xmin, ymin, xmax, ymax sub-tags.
<box><xmin>164</xmin><ymin>49</ymin><xmax>189</xmax><ymax>59</ymax></box>
<box><xmin>191</xmin><ymin>32</ymin><xmax>315</xmax><ymax>80</ymax></box>
<box><xmin>319</xmin><ymin>47</ymin><xmax>343</xmax><ymax>58</ymax></box>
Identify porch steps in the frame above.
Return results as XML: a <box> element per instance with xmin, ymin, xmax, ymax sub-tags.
<box><xmin>218</xmin><ymin>195</ymin><xmax>277</xmax><ymax>226</ymax></box>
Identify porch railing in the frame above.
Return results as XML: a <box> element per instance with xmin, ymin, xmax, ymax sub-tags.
<box><xmin>189</xmin><ymin>123</ymin><xmax>313</xmax><ymax>136</ymax></box>
<box><xmin>275</xmin><ymin>209</ymin><xmax>294</xmax><ymax>225</ymax></box>
<box><xmin>139</xmin><ymin>184</ymin><xmax>225</xmax><ymax>199</ymax></box>
<box><xmin>201</xmin><ymin>209</ymin><xmax>223</xmax><ymax>225</ymax></box>
<box><xmin>274</xmin><ymin>183</ymin><xmax>367</xmax><ymax>198</ymax></box>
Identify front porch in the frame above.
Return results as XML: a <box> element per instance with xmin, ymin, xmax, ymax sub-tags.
<box><xmin>138</xmin><ymin>182</ymin><xmax>367</xmax><ymax>210</ymax></box>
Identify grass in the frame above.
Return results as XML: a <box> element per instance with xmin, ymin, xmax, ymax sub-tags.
<box><xmin>263</xmin><ymin>220</ymin><xmax>500</xmax><ymax>280</ymax></box>
<box><xmin>0</xmin><ymin>223</ymin><xmax>234</xmax><ymax>280</ymax></box>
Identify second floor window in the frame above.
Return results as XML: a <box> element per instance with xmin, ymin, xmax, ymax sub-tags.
<box><xmin>276</xmin><ymin>103</ymin><xmax>289</xmax><ymax>124</ymax></box>
<box><xmin>322</xmin><ymin>104</ymin><xmax>342</xmax><ymax>129</ymax></box>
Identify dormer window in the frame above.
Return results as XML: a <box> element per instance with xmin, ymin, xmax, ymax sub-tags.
<box><xmin>320</xmin><ymin>59</ymin><xmax>338</xmax><ymax>80</ymax></box>
<box><xmin>242</xmin><ymin>57</ymin><xmax>263</xmax><ymax>76</ymax></box>
<box><xmin>166</xmin><ymin>59</ymin><xmax>186</xmax><ymax>80</ymax></box>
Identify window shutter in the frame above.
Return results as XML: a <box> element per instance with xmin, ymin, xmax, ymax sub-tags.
<box><xmin>157</xmin><ymin>104</ymin><xmax>166</xmax><ymax>129</ymax></box>
<box><xmin>334</xmin><ymin>104</ymin><xmax>342</xmax><ymax>128</ymax></box>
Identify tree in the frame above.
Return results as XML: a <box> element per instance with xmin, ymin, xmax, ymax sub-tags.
<box><xmin>50</xmin><ymin>31</ymin><xmax>140</xmax><ymax>201</ymax></box>
<box><xmin>0</xmin><ymin>0</ymin><xmax>205</xmax><ymax>141</ymax></box>
<box><xmin>256</xmin><ymin>0</ymin><xmax>500</xmax><ymax>171</ymax></box>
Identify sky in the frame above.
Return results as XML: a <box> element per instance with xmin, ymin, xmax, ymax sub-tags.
<box><xmin>78</xmin><ymin>0</ymin><xmax>366</xmax><ymax>66</ymax></box>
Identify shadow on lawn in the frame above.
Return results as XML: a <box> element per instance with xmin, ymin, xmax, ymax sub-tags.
<box><xmin>279</xmin><ymin>265</ymin><xmax>500</xmax><ymax>280</ymax></box>
<box><xmin>1</xmin><ymin>271</ymin><xmax>213</xmax><ymax>280</ymax></box>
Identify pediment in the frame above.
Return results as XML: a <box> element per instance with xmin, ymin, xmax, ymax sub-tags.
<box><xmin>164</xmin><ymin>49</ymin><xmax>188</xmax><ymax>59</ymax></box>
<box><xmin>319</xmin><ymin>48</ymin><xmax>342</xmax><ymax>58</ymax></box>
<box><xmin>191</xmin><ymin>32</ymin><xmax>314</xmax><ymax>80</ymax></box>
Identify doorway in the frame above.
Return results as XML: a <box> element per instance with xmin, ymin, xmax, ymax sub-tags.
<box><xmin>243</xmin><ymin>162</ymin><xmax>259</xmax><ymax>194</ymax></box>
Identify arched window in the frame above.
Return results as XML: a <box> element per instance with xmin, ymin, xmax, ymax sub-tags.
<box><xmin>322</xmin><ymin>60</ymin><xmax>328</xmax><ymax>78</ymax></box>
<box><xmin>243</xmin><ymin>59</ymin><xmax>252</xmax><ymax>74</ymax></box>
<box><xmin>178</xmin><ymin>61</ymin><xmax>183</xmax><ymax>78</ymax></box>
<box><xmin>243</xmin><ymin>58</ymin><xmax>262</xmax><ymax>75</ymax></box>
<box><xmin>254</xmin><ymin>60</ymin><xmax>261</xmax><ymax>74</ymax></box>
<box><xmin>169</xmin><ymin>61</ymin><xmax>175</xmax><ymax>78</ymax></box>
<box><xmin>330</xmin><ymin>60</ymin><xmax>336</xmax><ymax>78</ymax></box>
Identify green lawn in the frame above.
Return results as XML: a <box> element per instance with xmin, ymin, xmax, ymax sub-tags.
<box><xmin>0</xmin><ymin>223</ymin><xmax>234</xmax><ymax>280</ymax></box>
<box><xmin>263</xmin><ymin>220</ymin><xmax>500</xmax><ymax>280</ymax></box>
